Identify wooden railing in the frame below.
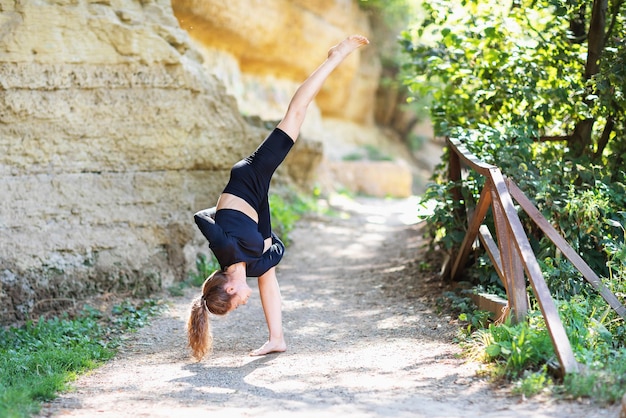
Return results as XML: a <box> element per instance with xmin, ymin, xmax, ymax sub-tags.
<box><xmin>443</xmin><ymin>137</ymin><xmax>626</xmax><ymax>375</ymax></box>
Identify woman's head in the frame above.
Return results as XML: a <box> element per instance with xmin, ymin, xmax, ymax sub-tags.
<box><xmin>202</xmin><ymin>267</ymin><xmax>252</xmax><ymax>313</ymax></box>
<box><xmin>186</xmin><ymin>268</ymin><xmax>252</xmax><ymax>360</ymax></box>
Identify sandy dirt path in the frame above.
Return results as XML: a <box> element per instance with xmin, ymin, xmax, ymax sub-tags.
<box><xmin>39</xmin><ymin>197</ymin><xmax>619</xmax><ymax>418</ymax></box>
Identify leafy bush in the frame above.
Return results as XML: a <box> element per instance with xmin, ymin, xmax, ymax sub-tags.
<box><xmin>472</xmin><ymin>313</ymin><xmax>555</xmax><ymax>379</ymax></box>
<box><xmin>398</xmin><ymin>0</ymin><xmax>626</xmax><ymax>404</ymax></box>
<box><xmin>458</xmin><ymin>295</ymin><xmax>626</xmax><ymax>402</ymax></box>
<box><xmin>402</xmin><ymin>0</ymin><xmax>626</xmax><ymax>296</ymax></box>
<box><xmin>269</xmin><ymin>188</ymin><xmax>320</xmax><ymax>246</ymax></box>
<box><xmin>189</xmin><ymin>253</ymin><xmax>221</xmax><ymax>287</ymax></box>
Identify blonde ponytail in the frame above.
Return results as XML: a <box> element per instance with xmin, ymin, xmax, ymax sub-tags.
<box><xmin>186</xmin><ymin>270</ymin><xmax>233</xmax><ymax>360</ymax></box>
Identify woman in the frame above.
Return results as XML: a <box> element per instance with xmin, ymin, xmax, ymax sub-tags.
<box><xmin>187</xmin><ymin>35</ymin><xmax>370</xmax><ymax>360</ymax></box>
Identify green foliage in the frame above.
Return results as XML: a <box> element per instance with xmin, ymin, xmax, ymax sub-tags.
<box><xmin>437</xmin><ymin>291</ymin><xmax>492</xmax><ymax>337</ymax></box>
<box><xmin>604</xmin><ymin>215</ymin><xmax>626</xmax><ymax>289</ymax></box>
<box><xmin>457</xmin><ymin>295</ymin><xmax>626</xmax><ymax>402</ymax></box>
<box><xmin>404</xmin><ymin>0</ymin><xmax>626</xmax><ymax>284</ymax></box>
<box><xmin>564</xmin><ymin>351</ymin><xmax>626</xmax><ymax>403</ymax></box>
<box><xmin>402</xmin><ymin>1</ymin><xmax>581</xmax><ymax>135</ymax></box>
<box><xmin>511</xmin><ymin>366</ymin><xmax>554</xmax><ymax>397</ymax></box>
<box><xmin>400</xmin><ymin>0</ymin><xmax>626</xmax><ymax>403</ymax></box>
<box><xmin>400</xmin><ymin>0</ymin><xmax>626</xmax><ymax>160</ymax></box>
<box><xmin>419</xmin><ymin>176</ymin><xmax>467</xmax><ymax>252</ymax></box>
<box><xmin>405</xmin><ymin>0</ymin><xmax>626</xmax><ymax>292</ymax></box>
<box><xmin>0</xmin><ymin>300</ymin><xmax>161</xmax><ymax>417</ymax></box>
<box><xmin>168</xmin><ymin>253</ymin><xmax>221</xmax><ymax>296</ymax></box>
<box><xmin>558</xmin><ymin>296</ymin><xmax>615</xmax><ymax>355</ymax></box>
<box><xmin>109</xmin><ymin>300</ymin><xmax>162</xmax><ymax>332</ymax></box>
<box><xmin>188</xmin><ymin>253</ymin><xmax>221</xmax><ymax>287</ymax></box>
<box><xmin>482</xmin><ymin>315</ymin><xmax>555</xmax><ymax>379</ymax></box>
<box><xmin>269</xmin><ymin>189</ymin><xmax>319</xmax><ymax>246</ymax></box>
<box><xmin>167</xmin><ymin>253</ymin><xmax>220</xmax><ymax>296</ymax></box>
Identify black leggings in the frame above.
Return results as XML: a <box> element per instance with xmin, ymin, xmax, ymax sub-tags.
<box><xmin>221</xmin><ymin>128</ymin><xmax>294</xmax><ymax>238</ymax></box>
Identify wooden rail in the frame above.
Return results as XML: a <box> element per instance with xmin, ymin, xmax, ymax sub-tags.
<box><xmin>443</xmin><ymin>137</ymin><xmax>626</xmax><ymax>375</ymax></box>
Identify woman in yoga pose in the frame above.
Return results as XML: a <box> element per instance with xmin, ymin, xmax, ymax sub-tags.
<box><xmin>187</xmin><ymin>35</ymin><xmax>370</xmax><ymax>360</ymax></box>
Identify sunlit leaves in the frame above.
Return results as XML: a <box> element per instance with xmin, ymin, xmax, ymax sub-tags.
<box><xmin>400</xmin><ymin>0</ymin><xmax>588</xmax><ymax>138</ymax></box>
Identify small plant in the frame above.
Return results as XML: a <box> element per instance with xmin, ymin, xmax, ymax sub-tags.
<box><xmin>269</xmin><ymin>189</ymin><xmax>319</xmax><ymax>246</ymax></box>
<box><xmin>188</xmin><ymin>253</ymin><xmax>220</xmax><ymax>287</ymax></box>
<box><xmin>511</xmin><ymin>366</ymin><xmax>553</xmax><ymax>397</ymax></box>
<box><xmin>563</xmin><ymin>353</ymin><xmax>626</xmax><ymax>404</ymax></box>
<box><xmin>462</xmin><ymin>312</ymin><xmax>555</xmax><ymax>380</ymax></box>
<box><xmin>110</xmin><ymin>299</ymin><xmax>163</xmax><ymax>332</ymax></box>
<box><xmin>418</xmin><ymin>261</ymin><xmax>431</xmax><ymax>271</ymax></box>
<box><xmin>436</xmin><ymin>291</ymin><xmax>492</xmax><ymax>337</ymax></box>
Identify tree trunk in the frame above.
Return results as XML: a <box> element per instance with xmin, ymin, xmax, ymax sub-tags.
<box><xmin>586</xmin><ymin>0</ymin><xmax>607</xmax><ymax>79</ymax></box>
<box><xmin>569</xmin><ymin>118</ymin><xmax>594</xmax><ymax>157</ymax></box>
<box><xmin>569</xmin><ymin>0</ymin><xmax>607</xmax><ymax>158</ymax></box>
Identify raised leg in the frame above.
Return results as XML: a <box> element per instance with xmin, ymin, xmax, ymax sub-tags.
<box><xmin>250</xmin><ymin>266</ymin><xmax>287</xmax><ymax>356</ymax></box>
<box><xmin>277</xmin><ymin>35</ymin><xmax>369</xmax><ymax>142</ymax></box>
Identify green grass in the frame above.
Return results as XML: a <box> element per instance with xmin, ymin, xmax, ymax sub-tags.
<box><xmin>511</xmin><ymin>366</ymin><xmax>554</xmax><ymax>397</ymax></box>
<box><xmin>564</xmin><ymin>355</ymin><xmax>626</xmax><ymax>403</ymax></box>
<box><xmin>447</xmin><ymin>291</ymin><xmax>626</xmax><ymax>403</ymax></box>
<box><xmin>0</xmin><ymin>299</ymin><xmax>162</xmax><ymax>418</ymax></box>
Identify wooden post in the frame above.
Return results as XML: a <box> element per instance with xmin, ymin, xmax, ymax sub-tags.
<box><xmin>492</xmin><ymin>171</ymin><xmax>579</xmax><ymax>374</ymax></box>
<box><xmin>450</xmin><ymin>184</ymin><xmax>492</xmax><ymax>281</ymax></box>
<box><xmin>490</xmin><ymin>175</ymin><xmax>527</xmax><ymax>322</ymax></box>
<box><xmin>444</xmin><ymin>137</ymin><xmax>465</xmax><ymax>282</ymax></box>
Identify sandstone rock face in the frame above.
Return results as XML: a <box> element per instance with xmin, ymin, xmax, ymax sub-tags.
<box><xmin>0</xmin><ymin>0</ymin><xmax>399</xmax><ymax>324</ymax></box>
<box><xmin>0</xmin><ymin>0</ymin><xmax>262</xmax><ymax>323</ymax></box>
<box><xmin>171</xmin><ymin>0</ymin><xmax>379</xmax><ymax>132</ymax></box>
<box><xmin>170</xmin><ymin>0</ymin><xmax>414</xmax><ymax>195</ymax></box>
<box><xmin>323</xmin><ymin>161</ymin><xmax>413</xmax><ymax>198</ymax></box>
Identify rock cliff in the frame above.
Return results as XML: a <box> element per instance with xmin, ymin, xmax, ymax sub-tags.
<box><xmin>0</xmin><ymin>0</ymin><xmax>386</xmax><ymax>324</ymax></box>
<box><xmin>172</xmin><ymin>0</ymin><xmax>378</xmax><ymax>126</ymax></box>
<box><xmin>170</xmin><ymin>1</ymin><xmax>414</xmax><ymax>195</ymax></box>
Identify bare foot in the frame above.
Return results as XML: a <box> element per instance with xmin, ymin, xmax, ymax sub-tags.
<box><xmin>328</xmin><ymin>35</ymin><xmax>370</xmax><ymax>59</ymax></box>
<box><xmin>249</xmin><ymin>339</ymin><xmax>287</xmax><ymax>356</ymax></box>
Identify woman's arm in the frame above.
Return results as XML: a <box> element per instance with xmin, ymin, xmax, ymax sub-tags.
<box><xmin>247</xmin><ymin>233</ymin><xmax>285</xmax><ymax>278</ymax></box>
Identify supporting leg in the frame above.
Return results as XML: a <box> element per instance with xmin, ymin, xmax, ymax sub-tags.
<box><xmin>250</xmin><ymin>266</ymin><xmax>287</xmax><ymax>356</ymax></box>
